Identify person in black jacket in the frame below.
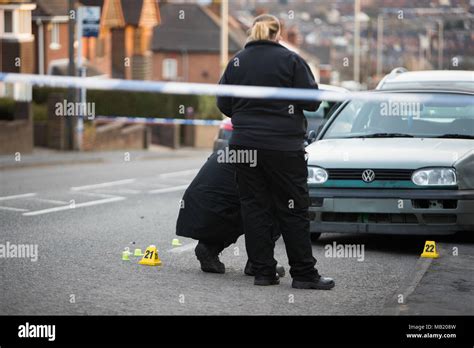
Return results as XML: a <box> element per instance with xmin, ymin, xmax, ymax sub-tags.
<box><xmin>217</xmin><ymin>14</ymin><xmax>335</xmax><ymax>289</ymax></box>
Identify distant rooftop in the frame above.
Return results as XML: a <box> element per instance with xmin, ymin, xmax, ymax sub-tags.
<box><xmin>152</xmin><ymin>3</ymin><xmax>243</xmax><ymax>53</ymax></box>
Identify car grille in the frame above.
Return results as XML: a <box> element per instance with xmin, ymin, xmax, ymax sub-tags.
<box><xmin>327</xmin><ymin>169</ymin><xmax>413</xmax><ymax>181</ymax></box>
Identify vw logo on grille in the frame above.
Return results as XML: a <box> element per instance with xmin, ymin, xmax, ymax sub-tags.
<box><xmin>362</xmin><ymin>169</ymin><xmax>376</xmax><ymax>183</ymax></box>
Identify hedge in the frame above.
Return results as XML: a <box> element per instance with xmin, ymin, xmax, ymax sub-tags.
<box><xmin>32</xmin><ymin>87</ymin><xmax>222</xmax><ymax>120</ymax></box>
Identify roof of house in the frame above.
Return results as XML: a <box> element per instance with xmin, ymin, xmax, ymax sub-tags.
<box><xmin>33</xmin><ymin>0</ymin><xmax>69</xmax><ymax>17</ymax></box>
<box><xmin>152</xmin><ymin>3</ymin><xmax>243</xmax><ymax>53</ymax></box>
<box><xmin>120</xmin><ymin>0</ymin><xmax>143</xmax><ymax>26</ymax></box>
<box><xmin>33</xmin><ymin>0</ymin><xmax>104</xmax><ymax>18</ymax></box>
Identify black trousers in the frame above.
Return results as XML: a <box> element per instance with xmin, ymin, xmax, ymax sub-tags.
<box><xmin>230</xmin><ymin>144</ymin><xmax>319</xmax><ymax>281</ymax></box>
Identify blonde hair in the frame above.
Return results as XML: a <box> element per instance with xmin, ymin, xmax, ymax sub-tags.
<box><xmin>247</xmin><ymin>14</ymin><xmax>281</xmax><ymax>43</ymax></box>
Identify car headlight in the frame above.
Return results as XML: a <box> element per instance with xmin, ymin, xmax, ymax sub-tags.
<box><xmin>308</xmin><ymin>166</ymin><xmax>328</xmax><ymax>184</ymax></box>
<box><xmin>412</xmin><ymin>168</ymin><xmax>457</xmax><ymax>186</ymax></box>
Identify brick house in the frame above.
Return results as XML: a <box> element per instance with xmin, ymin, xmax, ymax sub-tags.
<box><xmin>0</xmin><ymin>0</ymin><xmax>36</xmax><ymax>74</ymax></box>
<box><xmin>0</xmin><ymin>0</ymin><xmax>36</xmax><ymax>154</ymax></box>
<box><xmin>151</xmin><ymin>2</ymin><xmax>245</xmax><ymax>83</ymax></box>
<box><xmin>100</xmin><ymin>0</ymin><xmax>161</xmax><ymax>79</ymax></box>
<box><xmin>31</xmin><ymin>0</ymin><xmax>70</xmax><ymax>74</ymax></box>
<box><xmin>30</xmin><ymin>0</ymin><xmax>160</xmax><ymax>78</ymax></box>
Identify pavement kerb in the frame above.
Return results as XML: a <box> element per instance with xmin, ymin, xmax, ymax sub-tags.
<box><xmin>382</xmin><ymin>246</ymin><xmax>440</xmax><ymax>315</ymax></box>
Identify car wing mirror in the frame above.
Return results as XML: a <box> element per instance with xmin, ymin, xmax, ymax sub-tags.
<box><xmin>308</xmin><ymin>130</ymin><xmax>317</xmax><ymax>144</ymax></box>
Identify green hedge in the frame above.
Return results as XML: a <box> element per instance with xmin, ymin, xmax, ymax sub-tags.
<box><xmin>0</xmin><ymin>98</ymin><xmax>15</xmax><ymax>120</ymax></box>
<box><xmin>32</xmin><ymin>87</ymin><xmax>222</xmax><ymax>120</ymax></box>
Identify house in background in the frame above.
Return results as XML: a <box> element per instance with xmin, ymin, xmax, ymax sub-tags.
<box><xmin>31</xmin><ymin>0</ymin><xmax>160</xmax><ymax>79</ymax></box>
<box><xmin>152</xmin><ymin>2</ymin><xmax>245</xmax><ymax>83</ymax></box>
<box><xmin>100</xmin><ymin>0</ymin><xmax>160</xmax><ymax>79</ymax></box>
<box><xmin>0</xmin><ymin>0</ymin><xmax>36</xmax><ymax>74</ymax></box>
<box><xmin>0</xmin><ymin>0</ymin><xmax>36</xmax><ymax>154</ymax></box>
<box><xmin>32</xmin><ymin>0</ymin><xmax>69</xmax><ymax>75</ymax></box>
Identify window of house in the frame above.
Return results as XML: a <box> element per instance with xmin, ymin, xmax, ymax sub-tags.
<box><xmin>50</xmin><ymin>23</ymin><xmax>60</xmax><ymax>50</ymax></box>
<box><xmin>162</xmin><ymin>58</ymin><xmax>178</xmax><ymax>80</ymax></box>
<box><xmin>4</xmin><ymin>10</ymin><xmax>13</xmax><ymax>33</ymax></box>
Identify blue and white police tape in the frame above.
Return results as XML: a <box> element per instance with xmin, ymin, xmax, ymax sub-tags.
<box><xmin>95</xmin><ymin>116</ymin><xmax>222</xmax><ymax>126</ymax></box>
<box><xmin>0</xmin><ymin>72</ymin><xmax>472</xmax><ymax>105</ymax></box>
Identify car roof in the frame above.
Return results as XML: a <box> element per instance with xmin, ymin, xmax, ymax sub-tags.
<box><xmin>376</xmin><ymin>69</ymin><xmax>474</xmax><ymax>93</ymax></box>
<box><xmin>319</xmin><ymin>84</ymin><xmax>349</xmax><ymax>93</ymax></box>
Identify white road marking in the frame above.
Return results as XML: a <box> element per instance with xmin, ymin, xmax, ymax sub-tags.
<box><xmin>0</xmin><ymin>206</ymin><xmax>29</xmax><ymax>212</ymax></box>
<box><xmin>158</xmin><ymin>169</ymin><xmax>199</xmax><ymax>179</ymax></box>
<box><xmin>76</xmin><ymin>192</ymin><xmax>119</xmax><ymax>198</ymax></box>
<box><xmin>93</xmin><ymin>188</ymin><xmax>141</xmax><ymax>194</ymax></box>
<box><xmin>148</xmin><ymin>185</ymin><xmax>189</xmax><ymax>194</ymax></box>
<box><xmin>23</xmin><ymin>197</ymin><xmax>126</xmax><ymax>216</ymax></box>
<box><xmin>0</xmin><ymin>193</ymin><xmax>37</xmax><ymax>201</ymax></box>
<box><xmin>27</xmin><ymin>197</ymin><xmax>69</xmax><ymax>205</ymax></box>
<box><xmin>167</xmin><ymin>241</ymin><xmax>198</xmax><ymax>254</ymax></box>
<box><xmin>71</xmin><ymin>179</ymin><xmax>136</xmax><ymax>191</ymax></box>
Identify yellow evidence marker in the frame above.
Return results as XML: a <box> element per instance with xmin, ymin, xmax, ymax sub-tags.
<box><xmin>139</xmin><ymin>245</ymin><xmax>162</xmax><ymax>266</ymax></box>
<box><xmin>421</xmin><ymin>241</ymin><xmax>439</xmax><ymax>258</ymax></box>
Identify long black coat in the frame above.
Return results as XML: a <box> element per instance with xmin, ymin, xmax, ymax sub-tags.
<box><xmin>176</xmin><ymin>152</ymin><xmax>243</xmax><ymax>247</ymax></box>
<box><xmin>176</xmin><ymin>152</ymin><xmax>280</xmax><ymax>247</ymax></box>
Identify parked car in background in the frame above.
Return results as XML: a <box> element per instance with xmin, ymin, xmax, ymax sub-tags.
<box><xmin>213</xmin><ymin>84</ymin><xmax>348</xmax><ymax>152</ymax></box>
<box><xmin>306</xmin><ymin>69</ymin><xmax>474</xmax><ymax>241</ymax></box>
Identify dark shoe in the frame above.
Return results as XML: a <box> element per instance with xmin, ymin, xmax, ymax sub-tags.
<box><xmin>195</xmin><ymin>243</ymin><xmax>225</xmax><ymax>274</ymax></box>
<box><xmin>244</xmin><ymin>260</ymin><xmax>285</xmax><ymax>278</ymax></box>
<box><xmin>254</xmin><ymin>275</ymin><xmax>280</xmax><ymax>286</ymax></box>
<box><xmin>292</xmin><ymin>276</ymin><xmax>335</xmax><ymax>290</ymax></box>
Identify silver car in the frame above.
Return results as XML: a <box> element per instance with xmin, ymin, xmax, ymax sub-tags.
<box><xmin>306</xmin><ymin>69</ymin><xmax>474</xmax><ymax>241</ymax></box>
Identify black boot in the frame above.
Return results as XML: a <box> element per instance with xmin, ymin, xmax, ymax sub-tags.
<box><xmin>292</xmin><ymin>275</ymin><xmax>335</xmax><ymax>290</ymax></box>
<box><xmin>244</xmin><ymin>259</ymin><xmax>285</xmax><ymax>278</ymax></box>
<box><xmin>195</xmin><ymin>242</ymin><xmax>225</xmax><ymax>274</ymax></box>
<box><xmin>254</xmin><ymin>274</ymin><xmax>280</xmax><ymax>286</ymax></box>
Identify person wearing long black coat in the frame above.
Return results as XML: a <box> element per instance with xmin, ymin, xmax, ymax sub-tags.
<box><xmin>176</xmin><ymin>152</ymin><xmax>284</xmax><ymax>276</ymax></box>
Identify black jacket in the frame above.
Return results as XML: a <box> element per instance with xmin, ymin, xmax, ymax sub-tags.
<box><xmin>217</xmin><ymin>40</ymin><xmax>320</xmax><ymax>151</ymax></box>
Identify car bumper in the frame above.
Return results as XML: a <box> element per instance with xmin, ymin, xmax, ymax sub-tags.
<box><xmin>308</xmin><ymin>188</ymin><xmax>474</xmax><ymax>235</ymax></box>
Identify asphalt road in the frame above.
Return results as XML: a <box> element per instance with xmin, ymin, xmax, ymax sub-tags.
<box><xmin>0</xmin><ymin>150</ymin><xmax>470</xmax><ymax>315</ymax></box>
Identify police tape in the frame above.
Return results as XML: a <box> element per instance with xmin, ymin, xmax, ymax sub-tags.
<box><xmin>0</xmin><ymin>72</ymin><xmax>472</xmax><ymax>105</ymax></box>
<box><xmin>95</xmin><ymin>116</ymin><xmax>222</xmax><ymax>126</ymax></box>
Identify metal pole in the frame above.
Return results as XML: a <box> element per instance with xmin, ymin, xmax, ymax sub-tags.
<box><xmin>67</xmin><ymin>0</ymin><xmax>76</xmax><ymax>150</ymax></box>
<box><xmin>220</xmin><ymin>0</ymin><xmax>229</xmax><ymax>74</ymax></box>
<box><xmin>376</xmin><ymin>14</ymin><xmax>383</xmax><ymax>78</ymax></box>
<box><xmin>353</xmin><ymin>0</ymin><xmax>361</xmax><ymax>84</ymax></box>
<box><xmin>76</xmin><ymin>7</ymin><xmax>84</xmax><ymax>151</ymax></box>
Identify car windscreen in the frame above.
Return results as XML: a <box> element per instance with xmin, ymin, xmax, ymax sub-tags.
<box><xmin>322</xmin><ymin>95</ymin><xmax>474</xmax><ymax>139</ymax></box>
